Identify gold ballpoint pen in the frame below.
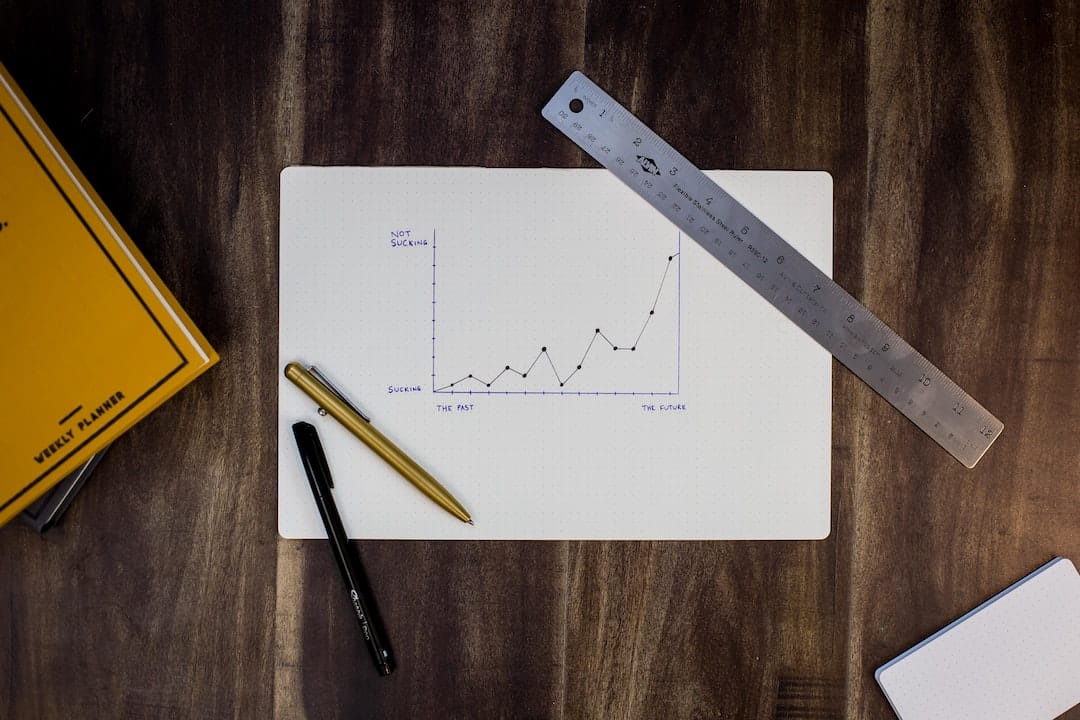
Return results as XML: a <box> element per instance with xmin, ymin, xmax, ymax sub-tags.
<box><xmin>285</xmin><ymin>362</ymin><xmax>473</xmax><ymax>524</ymax></box>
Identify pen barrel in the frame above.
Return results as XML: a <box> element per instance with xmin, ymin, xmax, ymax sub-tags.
<box><xmin>286</xmin><ymin>363</ymin><xmax>472</xmax><ymax>523</ymax></box>
<box><xmin>348</xmin><ymin>419</ymin><xmax>470</xmax><ymax>523</ymax></box>
<box><xmin>312</xmin><ymin>489</ymin><xmax>393</xmax><ymax>674</ymax></box>
<box><xmin>292</xmin><ymin>420</ymin><xmax>394</xmax><ymax>676</ymax></box>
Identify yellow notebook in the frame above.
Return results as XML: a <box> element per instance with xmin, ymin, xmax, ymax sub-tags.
<box><xmin>0</xmin><ymin>64</ymin><xmax>218</xmax><ymax>526</ymax></box>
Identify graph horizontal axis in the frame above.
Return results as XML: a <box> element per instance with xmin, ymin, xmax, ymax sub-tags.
<box><xmin>434</xmin><ymin>390</ymin><xmax>680</xmax><ymax>396</ymax></box>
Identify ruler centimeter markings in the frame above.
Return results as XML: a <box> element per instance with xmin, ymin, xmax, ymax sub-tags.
<box><xmin>542</xmin><ymin>71</ymin><xmax>1003</xmax><ymax>468</ymax></box>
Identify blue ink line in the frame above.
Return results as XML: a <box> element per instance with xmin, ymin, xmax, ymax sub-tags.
<box><xmin>432</xmin><ymin>390</ymin><xmax>679</xmax><ymax>396</ymax></box>
<box><xmin>427</xmin><ymin>227</ymin><xmax>432</xmax><ymax>390</ymax></box>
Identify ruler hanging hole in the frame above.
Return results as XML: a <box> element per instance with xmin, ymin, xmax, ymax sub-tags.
<box><xmin>569</xmin><ymin>98</ymin><xmax>584</xmax><ymax>113</ymax></box>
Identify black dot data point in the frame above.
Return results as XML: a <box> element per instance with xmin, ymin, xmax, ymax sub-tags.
<box><xmin>468</xmin><ymin>374</ymin><xmax>473</xmax><ymax>378</ymax></box>
<box><xmin>560</xmin><ymin>383</ymin><xmax>564</xmax><ymax>387</ymax></box>
<box><xmin>505</xmin><ymin>365</ymin><xmax>510</xmax><ymax>370</ymax></box>
<box><xmin>650</xmin><ymin>310</ymin><xmax>654</xmax><ymax>315</ymax></box>
<box><xmin>595</xmin><ymin>328</ymin><xmax>600</xmax><ymax>333</ymax></box>
<box><xmin>577</xmin><ymin>365</ymin><xmax>582</xmax><ymax>370</ymax></box>
<box><xmin>631</xmin><ymin>347</ymin><xmax>636</xmax><ymax>351</ymax></box>
<box><xmin>668</xmin><ymin>255</ymin><xmax>673</xmax><ymax>261</ymax></box>
<box><xmin>486</xmin><ymin>384</ymin><xmax>490</xmax><ymax>387</ymax></box>
<box><xmin>613</xmin><ymin>346</ymin><xmax>618</xmax><ymax>350</ymax></box>
<box><xmin>541</xmin><ymin>346</ymin><xmax>547</xmax><ymax>352</ymax></box>
<box><xmin>522</xmin><ymin>373</ymin><xmax>527</xmax><ymax>378</ymax></box>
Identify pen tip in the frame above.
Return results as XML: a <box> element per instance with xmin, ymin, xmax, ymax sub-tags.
<box><xmin>467</xmin><ymin>519</ymin><xmax>475</xmax><ymax>526</ymax></box>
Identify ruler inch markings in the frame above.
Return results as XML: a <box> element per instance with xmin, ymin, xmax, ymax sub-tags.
<box><xmin>542</xmin><ymin>71</ymin><xmax>1002</xmax><ymax>468</ymax></box>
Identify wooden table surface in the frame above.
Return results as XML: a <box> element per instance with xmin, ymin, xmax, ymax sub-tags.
<box><xmin>2</xmin><ymin>2</ymin><xmax>1078</xmax><ymax>718</ymax></box>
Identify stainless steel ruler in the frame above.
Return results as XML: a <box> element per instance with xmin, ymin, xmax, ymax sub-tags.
<box><xmin>542</xmin><ymin>71</ymin><xmax>1002</xmax><ymax>468</ymax></box>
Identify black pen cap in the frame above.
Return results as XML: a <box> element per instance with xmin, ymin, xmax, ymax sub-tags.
<box><xmin>292</xmin><ymin>421</ymin><xmax>335</xmax><ymax>496</ymax></box>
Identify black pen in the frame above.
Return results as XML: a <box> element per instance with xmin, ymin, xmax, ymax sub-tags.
<box><xmin>292</xmin><ymin>421</ymin><xmax>394</xmax><ymax>676</ymax></box>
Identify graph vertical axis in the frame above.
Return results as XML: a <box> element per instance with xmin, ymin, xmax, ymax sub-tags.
<box><xmin>431</xmin><ymin>230</ymin><xmax>681</xmax><ymax>396</ymax></box>
<box><xmin>431</xmin><ymin>228</ymin><xmax>436</xmax><ymax>393</ymax></box>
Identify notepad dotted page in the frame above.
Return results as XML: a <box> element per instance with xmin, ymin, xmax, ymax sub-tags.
<box><xmin>278</xmin><ymin>168</ymin><xmax>832</xmax><ymax>540</ymax></box>
<box><xmin>876</xmin><ymin>557</ymin><xmax>1080</xmax><ymax>720</ymax></box>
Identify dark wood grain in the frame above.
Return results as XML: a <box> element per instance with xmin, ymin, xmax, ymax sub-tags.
<box><xmin>1</xmin><ymin>1</ymin><xmax>1078</xmax><ymax>719</ymax></box>
<box><xmin>851</xmin><ymin>3</ymin><xmax>1080</xmax><ymax>717</ymax></box>
<box><xmin>572</xmin><ymin>4</ymin><xmax>866</xmax><ymax>718</ymax></box>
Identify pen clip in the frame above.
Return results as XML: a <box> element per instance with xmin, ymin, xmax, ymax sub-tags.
<box><xmin>309</xmin><ymin>366</ymin><xmax>371</xmax><ymax>422</ymax></box>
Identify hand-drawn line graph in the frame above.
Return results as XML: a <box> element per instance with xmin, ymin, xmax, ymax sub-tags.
<box><xmin>431</xmin><ymin>230</ymin><xmax>681</xmax><ymax>396</ymax></box>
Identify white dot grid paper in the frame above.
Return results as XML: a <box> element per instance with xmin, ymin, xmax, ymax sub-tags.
<box><xmin>278</xmin><ymin>167</ymin><xmax>832</xmax><ymax>540</ymax></box>
<box><xmin>876</xmin><ymin>557</ymin><xmax>1080</xmax><ymax>720</ymax></box>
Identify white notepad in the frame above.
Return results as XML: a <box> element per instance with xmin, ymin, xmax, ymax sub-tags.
<box><xmin>278</xmin><ymin>168</ymin><xmax>832</xmax><ymax>539</ymax></box>
<box><xmin>876</xmin><ymin>557</ymin><xmax>1080</xmax><ymax>720</ymax></box>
